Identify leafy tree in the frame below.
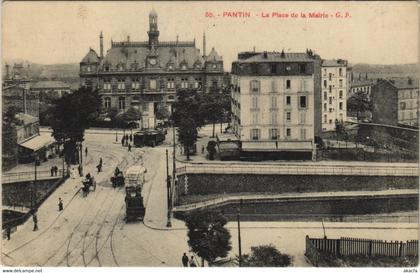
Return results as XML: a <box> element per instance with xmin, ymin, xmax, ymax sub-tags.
<box><xmin>185</xmin><ymin>209</ymin><xmax>232</xmax><ymax>267</ymax></box>
<box><xmin>177</xmin><ymin>116</ymin><xmax>198</xmax><ymax>161</ymax></box>
<box><xmin>108</xmin><ymin>107</ymin><xmax>121</xmax><ymax>127</ymax></box>
<box><xmin>50</xmin><ymin>86</ymin><xmax>101</xmax><ymax>164</ymax></box>
<box><xmin>122</xmin><ymin>106</ymin><xmax>141</xmax><ymax>128</ymax></box>
<box><xmin>347</xmin><ymin>92</ymin><xmax>373</xmax><ymax>121</ymax></box>
<box><xmin>200</xmin><ymin>92</ymin><xmax>224</xmax><ymax>138</ymax></box>
<box><xmin>155</xmin><ymin>103</ymin><xmax>170</xmax><ymax>121</ymax></box>
<box><xmin>173</xmin><ymin>90</ymin><xmax>204</xmax><ymax>160</ymax></box>
<box><xmin>207</xmin><ymin>140</ymin><xmax>217</xmax><ymax>160</ymax></box>
<box><xmin>241</xmin><ymin>244</ymin><xmax>292</xmax><ymax>267</ymax></box>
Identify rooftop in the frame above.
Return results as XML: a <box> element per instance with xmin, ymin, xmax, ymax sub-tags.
<box><xmin>31</xmin><ymin>81</ymin><xmax>70</xmax><ymax>90</ymax></box>
<box><xmin>322</xmin><ymin>59</ymin><xmax>348</xmax><ymax>67</ymax></box>
<box><xmin>235</xmin><ymin>51</ymin><xmax>318</xmax><ymax>63</ymax></box>
<box><xmin>385</xmin><ymin>77</ymin><xmax>419</xmax><ymax>89</ymax></box>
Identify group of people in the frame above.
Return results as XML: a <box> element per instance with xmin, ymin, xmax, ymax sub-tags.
<box><xmin>182</xmin><ymin>253</ymin><xmax>197</xmax><ymax>267</ymax></box>
<box><xmin>50</xmin><ymin>165</ymin><xmax>59</xmax><ymax>176</ymax></box>
<box><xmin>121</xmin><ymin>134</ymin><xmax>133</xmax><ymax>152</ymax></box>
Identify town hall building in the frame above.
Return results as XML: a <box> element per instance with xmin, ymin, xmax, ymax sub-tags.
<box><xmin>79</xmin><ymin>9</ymin><xmax>224</xmax><ymax>129</ymax></box>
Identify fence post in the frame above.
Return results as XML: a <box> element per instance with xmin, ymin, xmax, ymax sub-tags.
<box><xmin>369</xmin><ymin>240</ymin><xmax>373</xmax><ymax>257</ymax></box>
<box><xmin>399</xmin><ymin>241</ymin><xmax>403</xmax><ymax>257</ymax></box>
<box><xmin>337</xmin><ymin>239</ymin><xmax>341</xmax><ymax>257</ymax></box>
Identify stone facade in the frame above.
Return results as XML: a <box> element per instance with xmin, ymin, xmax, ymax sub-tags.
<box><xmin>231</xmin><ymin>50</ymin><xmax>321</xmax><ymax>159</ymax></box>
<box><xmin>79</xmin><ymin>10</ymin><xmax>224</xmax><ymax>129</ymax></box>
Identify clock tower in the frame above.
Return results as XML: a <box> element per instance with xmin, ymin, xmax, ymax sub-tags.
<box><xmin>148</xmin><ymin>9</ymin><xmax>159</xmax><ymax>48</ymax></box>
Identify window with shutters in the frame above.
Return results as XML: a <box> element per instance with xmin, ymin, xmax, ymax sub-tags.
<box><xmin>117</xmin><ymin>79</ymin><xmax>125</xmax><ymax>90</ymax></box>
<box><xmin>251</xmin><ymin>129</ymin><xmax>260</xmax><ymax>140</ymax></box>
<box><xmin>271</xmin><ymin>96</ymin><xmax>277</xmax><ymax>108</ymax></box>
<box><xmin>286</xmin><ymin>111</ymin><xmax>291</xmax><ymax>122</ymax></box>
<box><xmin>131</xmin><ymin>78</ymin><xmax>140</xmax><ymax>90</ymax></box>
<box><xmin>286</xmin><ymin>79</ymin><xmax>291</xmax><ymax>89</ymax></box>
<box><xmin>286</xmin><ymin>96</ymin><xmax>291</xmax><ymax>105</ymax></box>
<box><xmin>270</xmin><ymin>128</ymin><xmax>278</xmax><ymax>140</ymax></box>
<box><xmin>149</xmin><ymin>79</ymin><xmax>157</xmax><ymax>90</ymax></box>
<box><xmin>339</xmin><ymin>90</ymin><xmax>343</xmax><ymax>99</ymax></box>
<box><xmin>339</xmin><ymin>102</ymin><xmax>343</xmax><ymax>110</ymax></box>
<box><xmin>286</xmin><ymin>128</ymin><xmax>291</xmax><ymax>137</ymax></box>
<box><xmin>118</xmin><ymin>97</ymin><xmax>125</xmax><ymax>110</ymax></box>
<box><xmin>300</xmin><ymin>128</ymin><xmax>306</xmax><ymax>140</ymax></box>
<box><xmin>104</xmin><ymin>97</ymin><xmax>111</xmax><ymax>109</ymax></box>
<box><xmin>167</xmin><ymin>78</ymin><xmax>175</xmax><ymax>89</ymax></box>
<box><xmin>324</xmin><ymin>92</ymin><xmax>327</xmax><ymax>100</ymax></box>
<box><xmin>323</xmin><ymin>80</ymin><xmax>327</xmax><ymax>88</ymax></box>
<box><xmin>339</xmin><ymin>79</ymin><xmax>343</xmax><ymax>88</ymax></box>
<box><xmin>103</xmin><ymin>79</ymin><xmax>112</xmax><ymax>90</ymax></box>
<box><xmin>252</xmin><ymin>113</ymin><xmax>258</xmax><ymax>125</ymax></box>
<box><xmin>250</xmin><ymin>80</ymin><xmax>260</xmax><ymax>93</ymax></box>
<box><xmin>270</xmin><ymin>112</ymin><xmax>277</xmax><ymax>125</ymax></box>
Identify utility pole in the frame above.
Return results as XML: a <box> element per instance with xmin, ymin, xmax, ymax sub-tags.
<box><xmin>32</xmin><ymin>154</ymin><xmax>38</xmax><ymax>211</ymax></box>
<box><xmin>166</xmin><ymin>149</ymin><xmax>172</xmax><ymax>227</ymax></box>
<box><xmin>62</xmin><ymin>135</ymin><xmax>65</xmax><ymax>178</ymax></box>
<box><xmin>79</xmin><ymin>142</ymin><xmax>83</xmax><ymax>176</ymax></box>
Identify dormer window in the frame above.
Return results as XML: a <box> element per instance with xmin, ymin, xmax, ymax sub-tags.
<box><xmin>119</xmin><ymin>65</ymin><xmax>124</xmax><ymax>72</ymax></box>
<box><xmin>87</xmin><ymin>66</ymin><xmax>91</xmax><ymax>72</ymax></box>
<box><xmin>105</xmin><ymin>66</ymin><xmax>110</xmax><ymax>72</ymax></box>
<box><xmin>212</xmin><ymin>64</ymin><xmax>217</xmax><ymax>69</ymax></box>
<box><xmin>181</xmin><ymin>64</ymin><xmax>187</xmax><ymax>70</ymax></box>
<box><xmin>168</xmin><ymin>65</ymin><xmax>173</xmax><ymax>70</ymax></box>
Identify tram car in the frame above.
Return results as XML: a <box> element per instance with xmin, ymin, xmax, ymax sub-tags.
<box><xmin>133</xmin><ymin>129</ymin><xmax>166</xmax><ymax>147</ymax></box>
<box><xmin>124</xmin><ymin>165</ymin><xmax>147</xmax><ymax>222</ymax></box>
<box><xmin>110</xmin><ymin>168</ymin><xmax>125</xmax><ymax>188</ymax></box>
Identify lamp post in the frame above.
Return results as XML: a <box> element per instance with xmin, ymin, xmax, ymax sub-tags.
<box><xmin>32</xmin><ymin>153</ymin><xmax>39</xmax><ymax>211</ymax></box>
<box><xmin>166</xmin><ymin>149</ymin><xmax>172</xmax><ymax>227</ymax></box>
<box><xmin>237</xmin><ymin>199</ymin><xmax>243</xmax><ymax>267</ymax></box>
<box><xmin>79</xmin><ymin>142</ymin><xmax>83</xmax><ymax>176</ymax></box>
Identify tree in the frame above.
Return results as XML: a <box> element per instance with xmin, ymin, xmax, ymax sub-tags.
<box><xmin>206</xmin><ymin>140</ymin><xmax>217</xmax><ymax>160</ymax></box>
<box><xmin>200</xmin><ymin>92</ymin><xmax>221</xmax><ymax>138</ymax></box>
<box><xmin>122</xmin><ymin>106</ymin><xmax>141</xmax><ymax>128</ymax></box>
<box><xmin>155</xmin><ymin>103</ymin><xmax>170</xmax><ymax>121</ymax></box>
<box><xmin>185</xmin><ymin>209</ymin><xmax>232</xmax><ymax>267</ymax></box>
<box><xmin>50</xmin><ymin>86</ymin><xmax>101</xmax><ymax>164</ymax></box>
<box><xmin>108</xmin><ymin>107</ymin><xmax>121</xmax><ymax>127</ymax></box>
<box><xmin>173</xmin><ymin>90</ymin><xmax>204</xmax><ymax>160</ymax></box>
<box><xmin>347</xmin><ymin>92</ymin><xmax>373</xmax><ymax>121</ymax></box>
<box><xmin>241</xmin><ymin>244</ymin><xmax>292</xmax><ymax>267</ymax></box>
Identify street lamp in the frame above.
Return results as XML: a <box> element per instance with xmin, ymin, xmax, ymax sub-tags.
<box><xmin>79</xmin><ymin>142</ymin><xmax>83</xmax><ymax>176</ymax></box>
<box><xmin>32</xmin><ymin>153</ymin><xmax>39</xmax><ymax>211</ymax></box>
<box><xmin>237</xmin><ymin>199</ymin><xmax>243</xmax><ymax>267</ymax></box>
<box><xmin>166</xmin><ymin>149</ymin><xmax>172</xmax><ymax>227</ymax></box>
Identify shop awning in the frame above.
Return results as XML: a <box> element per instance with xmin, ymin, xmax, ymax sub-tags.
<box><xmin>242</xmin><ymin>141</ymin><xmax>313</xmax><ymax>152</ymax></box>
<box><xmin>19</xmin><ymin>134</ymin><xmax>56</xmax><ymax>152</ymax></box>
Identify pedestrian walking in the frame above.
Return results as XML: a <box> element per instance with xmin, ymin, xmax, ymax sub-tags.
<box><xmin>58</xmin><ymin>198</ymin><xmax>63</xmax><ymax>211</ymax></box>
<box><xmin>182</xmin><ymin>253</ymin><xmax>189</xmax><ymax>267</ymax></box>
<box><xmin>128</xmin><ymin>143</ymin><xmax>131</xmax><ymax>152</ymax></box>
<box><xmin>97</xmin><ymin>164</ymin><xmax>101</xmax><ymax>173</ymax></box>
<box><xmin>121</xmin><ymin>137</ymin><xmax>125</xmax><ymax>146</ymax></box>
<box><xmin>32</xmin><ymin>211</ymin><xmax>38</xmax><ymax>231</ymax></box>
<box><xmin>189</xmin><ymin>256</ymin><xmax>196</xmax><ymax>267</ymax></box>
<box><xmin>129</xmin><ymin>134</ymin><xmax>133</xmax><ymax>142</ymax></box>
<box><xmin>50</xmin><ymin>166</ymin><xmax>54</xmax><ymax>176</ymax></box>
<box><xmin>6</xmin><ymin>226</ymin><xmax>11</xmax><ymax>240</ymax></box>
<box><xmin>85</xmin><ymin>147</ymin><xmax>88</xmax><ymax>157</ymax></box>
<box><xmin>78</xmin><ymin>165</ymin><xmax>82</xmax><ymax>177</ymax></box>
<box><xmin>99</xmin><ymin>157</ymin><xmax>103</xmax><ymax>166</ymax></box>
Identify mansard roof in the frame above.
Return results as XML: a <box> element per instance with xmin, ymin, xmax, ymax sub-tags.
<box><xmin>101</xmin><ymin>41</ymin><xmax>207</xmax><ymax>70</ymax></box>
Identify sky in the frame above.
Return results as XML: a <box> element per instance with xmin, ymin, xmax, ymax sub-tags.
<box><xmin>2</xmin><ymin>1</ymin><xmax>419</xmax><ymax>69</ymax></box>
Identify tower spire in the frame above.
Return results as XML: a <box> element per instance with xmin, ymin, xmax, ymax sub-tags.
<box><xmin>100</xmin><ymin>31</ymin><xmax>104</xmax><ymax>59</ymax></box>
<box><xmin>148</xmin><ymin>9</ymin><xmax>159</xmax><ymax>48</ymax></box>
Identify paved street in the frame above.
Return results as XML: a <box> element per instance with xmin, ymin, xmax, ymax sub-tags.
<box><xmin>2</xmin><ymin>130</ymin><xmax>418</xmax><ymax>267</ymax></box>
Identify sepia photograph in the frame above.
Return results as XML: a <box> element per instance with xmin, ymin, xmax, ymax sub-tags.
<box><xmin>1</xmin><ymin>1</ymin><xmax>419</xmax><ymax>270</ymax></box>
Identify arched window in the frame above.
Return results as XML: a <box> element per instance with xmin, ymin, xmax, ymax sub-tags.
<box><xmin>119</xmin><ymin>97</ymin><xmax>125</xmax><ymax>110</ymax></box>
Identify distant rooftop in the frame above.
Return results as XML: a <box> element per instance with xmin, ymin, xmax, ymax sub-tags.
<box><xmin>16</xmin><ymin>113</ymin><xmax>38</xmax><ymax>125</ymax></box>
<box><xmin>322</xmin><ymin>59</ymin><xmax>348</xmax><ymax>67</ymax></box>
<box><xmin>31</xmin><ymin>80</ymin><xmax>70</xmax><ymax>90</ymax></box>
<box><xmin>383</xmin><ymin>77</ymin><xmax>419</xmax><ymax>89</ymax></box>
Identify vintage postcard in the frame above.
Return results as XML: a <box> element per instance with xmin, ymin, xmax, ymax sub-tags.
<box><xmin>1</xmin><ymin>1</ymin><xmax>419</xmax><ymax>271</ymax></box>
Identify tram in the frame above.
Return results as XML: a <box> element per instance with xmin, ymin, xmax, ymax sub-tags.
<box><xmin>124</xmin><ymin>165</ymin><xmax>147</xmax><ymax>222</ymax></box>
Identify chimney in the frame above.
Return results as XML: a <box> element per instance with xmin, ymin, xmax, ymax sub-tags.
<box><xmin>203</xmin><ymin>32</ymin><xmax>206</xmax><ymax>57</ymax></box>
<box><xmin>408</xmin><ymin>77</ymin><xmax>412</xmax><ymax>85</ymax></box>
<box><xmin>281</xmin><ymin>49</ymin><xmax>285</xmax><ymax>58</ymax></box>
<box><xmin>127</xmin><ymin>35</ymin><xmax>130</xmax><ymax>42</ymax></box>
<box><xmin>100</xmin><ymin>31</ymin><xmax>104</xmax><ymax>58</ymax></box>
<box><xmin>5</xmin><ymin>64</ymin><xmax>9</xmax><ymax>79</ymax></box>
<box><xmin>263</xmin><ymin>51</ymin><xmax>268</xmax><ymax>59</ymax></box>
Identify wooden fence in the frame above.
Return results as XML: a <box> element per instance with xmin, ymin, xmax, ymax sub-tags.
<box><xmin>305</xmin><ymin>235</ymin><xmax>418</xmax><ymax>266</ymax></box>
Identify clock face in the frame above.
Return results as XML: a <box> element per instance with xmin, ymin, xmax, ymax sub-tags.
<box><xmin>149</xmin><ymin>58</ymin><xmax>157</xmax><ymax>65</ymax></box>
